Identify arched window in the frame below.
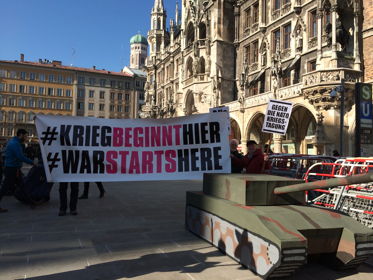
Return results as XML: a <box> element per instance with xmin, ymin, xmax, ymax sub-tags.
<box><xmin>186</xmin><ymin>57</ymin><xmax>193</xmax><ymax>78</ymax></box>
<box><xmin>186</xmin><ymin>22</ymin><xmax>195</xmax><ymax>46</ymax></box>
<box><xmin>199</xmin><ymin>22</ymin><xmax>206</xmax><ymax>39</ymax></box>
<box><xmin>199</xmin><ymin>57</ymin><xmax>205</xmax><ymax>74</ymax></box>
<box><xmin>157</xmin><ymin>18</ymin><xmax>161</xmax><ymax>30</ymax></box>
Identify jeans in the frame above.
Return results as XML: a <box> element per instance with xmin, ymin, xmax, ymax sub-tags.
<box><xmin>59</xmin><ymin>182</ymin><xmax>79</xmax><ymax>212</ymax></box>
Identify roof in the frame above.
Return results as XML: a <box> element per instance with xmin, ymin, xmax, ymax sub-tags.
<box><xmin>130</xmin><ymin>34</ymin><xmax>148</xmax><ymax>45</ymax></box>
<box><xmin>122</xmin><ymin>66</ymin><xmax>147</xmax><ymax>78</ymax></box>
<box><xmin>0</xmin><ymin>60</ymin><xmax>133</xmax><ymax>77</ymax></box>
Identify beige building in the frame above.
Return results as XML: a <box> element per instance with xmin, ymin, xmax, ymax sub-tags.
<box><xmin>0</xmin><ymin>54</ymin><xmax>145</xmax><ymax>144</ymax></box>
<box><xmin>141</xmin><ymin>0</ymin><xmax>371</xmax><ymax>156</ymax></box>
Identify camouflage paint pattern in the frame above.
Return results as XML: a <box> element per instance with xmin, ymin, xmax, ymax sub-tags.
<box><xmin>186</xmin><ymin>174</ymin><xmax>373</xmax><ymax>279</ymax></box>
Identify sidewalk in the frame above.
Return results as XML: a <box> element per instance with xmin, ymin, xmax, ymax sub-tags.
<box><xmin>0</xmin><ymin>180</ymin><xmax>372</xmax><ymax>280</ymax></box>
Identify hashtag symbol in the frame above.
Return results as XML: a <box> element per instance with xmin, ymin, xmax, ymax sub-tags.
<box><xmin>47</xmin><ymin>153</ymin><xmax>61</xmax><ymax>173</ymax></box>
<box><xmin>40</xmin><ymin>127</ymin><xmax>58</xmax><ymax>145</ymax></box>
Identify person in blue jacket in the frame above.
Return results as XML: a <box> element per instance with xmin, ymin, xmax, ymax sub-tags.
<box><xmin>0</xmin><ymin>129</ymin><xmax>35</xmax><ymax>213</ymax></box>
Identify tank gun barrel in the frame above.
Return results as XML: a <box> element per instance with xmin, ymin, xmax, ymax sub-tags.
<box><xmin>274</xmin><ymin>172</ymin><xmax>373</xmax><ymax>194</ymax></box>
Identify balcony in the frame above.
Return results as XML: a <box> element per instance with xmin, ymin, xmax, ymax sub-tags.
<box><xmin>184</xmin><ymin>76</ymin><xmax>194</xmax><ymax>86</ymax></box>
<box><xmin>302</xmin><ymin>69</ymin><xmax>362</xmax><ymax>89</ymax></box>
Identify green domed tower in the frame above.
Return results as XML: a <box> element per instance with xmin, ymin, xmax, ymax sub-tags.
<box><xmin>130</xmin><ymin>33</ymin><xmax>148</xmax><ymax>69</ymax></box>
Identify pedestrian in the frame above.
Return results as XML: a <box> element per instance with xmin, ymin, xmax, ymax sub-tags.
<box><xmin>332</xmin><ymin>150</ymin><xmax>340</xmax><ymax>157</ymax></box>
<box><xmin>79</xmin><ymin>182</ymin><xmax>105</xmax><ymax>199</ymax></box>
<box><xmin>232</xmin><ymin>140</ymin><xmax>264</xmax><ymax>174</ymax></box>
<box><xmin>230</xmin><ymin>139</ymin><xmax>243</xmax><ymax>173</ymax></box>
<box><xmin>59</xmin><ymin>182</ymin><xmax>79</xmax><ymax>216</ymax></box>
<box><xmin>0</xmin><ymin>129</ymin><xmax>35</xmax><ymax>213</ymax></box>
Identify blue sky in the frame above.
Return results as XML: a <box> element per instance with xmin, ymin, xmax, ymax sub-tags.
<box><xmin>0</xmin><ymin>0</ymin><xmax>177</xmax><ymax>71</ymax></box>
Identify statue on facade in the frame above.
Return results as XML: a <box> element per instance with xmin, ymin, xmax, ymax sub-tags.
<box><xmin>295</xmin><ymin>25</ymin><xmax>303</xmax><ymax>51</ymax></box>
<box><xmin>336</xmin><ymin>16</ymin><xmax>349</xmax><ymax>52</ymax></box>
<box><xmin>261</xmin><ymin>44</ymin><xmax>267</xmax><ymax>67</ymax></box>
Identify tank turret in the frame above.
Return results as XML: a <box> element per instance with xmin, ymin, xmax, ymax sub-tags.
<box><xmin>186</xmin><ymin>173</ymin><xmax>373</xmax><ymax>279</ymax></box>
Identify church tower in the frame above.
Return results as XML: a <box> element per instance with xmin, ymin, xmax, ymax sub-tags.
<box><xmin>129</xmin><ymin>34</ymin><xmax>148</xmax><ymax>70</ymax></box>
<box><xmin>148</xmin><ymin>0</ymin><xmax>167</xmax><ymax>58</ymax></box>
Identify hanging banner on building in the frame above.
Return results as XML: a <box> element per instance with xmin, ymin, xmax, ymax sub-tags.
<box><xmin>209</xmin><ymin>106</ymin><xmax>229</xmax><ymax>113</ymax></box>
<box><xmin>262</xmin><ymin>99</ymin><xmax>293</xmax><ymax>135</ymax></box>
<box><xmin>35</xmin><ymin>113</ymin><xmax>231</xmax><ymax>182</ymax></box>
<box><xmin>355</xmin><ymin>83</ymin><xmax>373</xmax><ymax>156</ymax></box>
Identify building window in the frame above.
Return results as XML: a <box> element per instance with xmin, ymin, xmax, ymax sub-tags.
<box><xmin>100</xmin><ymin>79</ymin><xmax>106</xmax><ymax>87</ymax></box>
<box><xmin>244</xmin><ymin>8</ymin><xmax>250</xmax><ymax>29</ymax></box>
<box><xmin>20</xmin><ymin>72</ymin><xmax>26</xmax><ymax>80</ymax></box>
<box><xmin>252</xmin><ymin>3</ymin><xmax>259</xmax><ymax>24</ymax></box>
<box><xmin>0</xmin><ymin>69</ymin><xmax>6</xmax><ymax>77</ymax></box>
<box><xmin>88</xmin><ymin>103</ymin><xmax>94</xmax><ymax>110</ymax></box>
<box><xmin>47</xmin><ymin>100</ymin><xmax>53</xmax><ymax>109</ymax></box>
<box><xmin>309</xmin><ymin>10</ymin><xmax>317</xmax><ymax>38</ymax></box>
<box><xmin>48</xmin><ymin>74</ymin><xmax>54</xmax><ymax>82</ymax></box>
<box><xmin>29</xmin><ymin>72</ymin><xmax>36</xmax><ymax>80</ymax></box>
<box><xmin>110</xmin><ymin>105</ymin><xmax>115</xmax><ymax>112</ymax></box>
<box><xmin>39</xmin><ymin>73</ymin><xmax>45</xmax><ymax>81</ymax></box>
<box><xmin>66</xmin><ymin>76</ymin><xmax>73</xmax><ymax>84</ymax></box>
<box><xmin>89</xmin><ymin>78</ymin><xmax>96</xmax><ymax>86</ymax></box>
<box><xmin>273</xmin><ymin>29</ymin><xmax>281</xmax><ymax>52</ymax></box>
<box><xmin>47</xmin><ymin>88</ymin><xmax>54</xmax><ymax>96</ymax></box>
<box><xmin>110</xmin><ymin>80</ymin><xmax>116</xmax><ymax>88</ymax></box>
<box><xmin>124</xmin><ymin>105</ymin><xmax>129</xmax><ymax>113</ymax></box>
<box><xmin>9</xmin><ymin>98</ymin><xmax>16</xmax><ymax>106</ymax></box>
<box><xmin>274</xmin><ymin>0</ymin><xmax>281</xmax><ymax>11</ymax></box>
<box><xmin>308</xmin><ymin>59</ymin><xmax>317</xmax><ymax>72</ymax></box>
<box><xmin>125</xmin><ymin>93</ymin><xmax>130</xmax><ymax>101</ymax></box>
<box><xmin>99</xmin><ymin>104</ymin><xmax>105</xmax><ymax>111</ymax></box>
<box><xmin>282</xmin><ymin>71</ymin><xmax>291</xmax><ymax>87</ymax></box>
<box><xmin>136</xmin><ymin>81</ymin><xmax>140</xmax><ymax>87</ymax></box>
<box><xmin>139</xmin><ymin>92</ymin><xmax>144</xmax><ymax>100</ymax></box>
<box><xmin>19</xmin><ymin>85</ymin><xmax>25</xmax><ymax>93</ymax></box>
<box><xmin>77</xmin><ymin>102</ymin><xmax>83</xmax><ymax>110</ymax></box>
<box><xmin>10</xmin><ymin>71</ymin><xmax>17</xmax><ymax>79</ymax></box>
<box><xmin>38</xmin><ymin>99</ymin><xmax>44</xmax><ymax>108</ymax></box>
<box><xmin>17</xmin><ymin>112</ymin><xmax>25</xmax><ymax>122</ymax></box>
<box><xmin>118</xmin><ymin>93</ymin><xmax>122</xmax><ymax>100</ymax></box>
<box><xmin>65</xmin><ymin>102</ymin><xmax>71</xmax><ymax>110</ymax></box>
<box><xmin>110</xmin><ymin>92</ymin><xmax>115</xmax><ymax>100</ymax></box>
<box><xmin>38</xmin><ymin>87</ymin><xmax>44</xmax><ymax>95</ymax></box>
<box><xmin>8</xmin><ymin>111</ymin><xmax>15</xmax><ymax>121</ymax></box>
<box><xmin>56</xmin><ymin>100</ymin><xmax>62</xmax><ymax>109</ymax></box>
<box><xmin>28</xmin><ymin>99</ymin><xmax>35</xmax><ymax>107</ymax></box>
<box><xmin>283</xmin><ymin>23</ymin><xmax>291</xmax><ymax>49</ymax></box>
<box><xmin>252</xmin><ymin>40</ymin><xmax>259</xmax><ymax>63</ymax></box>
<box><xmin>118</xmin><ymin>81</ymin><xmax>123</xmax><ymax>89</ymax></box>
<box><xmin>28</xmin><ymin>112</ymin><xmax>35</xmax><ymax>122</ymax></box>
<box><xmin>66</xmin><ymin>89</ymin><xmax>71</xmax><ymax>97</ymax></box>
<box><xmin>117</xmin><ymin>105</ymin><xmax>123</xmax><ymax>112</ymax></box>
<box><xmin>244</xmin><ymin>45</ymin><xmax>250</xmax><ymax>64</ymax></box>
<box><xmin>0</xmin><ymin>83</ymin><xmax>4</xmax><ymax>92</ymax></box>
<box><xmin>29</xmin><ymin>86</ymin><xmax>35</xmax><ymax>94</ymax></box>
<box><xmin>99</xmin><ymin>91</ymin><xmax>105</xmax><ymax>99</ymax></box>
<box><xmin>78</xmin><ymin>76</ymin><xmax>85</xmax><ymax>85</ymax></box>
<box><xmin>18</xmin><ymin>99</ymin><xmax>25</xmax><ymax>107</ymax></box>
<box><xmin>57</xmin><ymin>88</ymin><xmax>63</xmax><ymax>96</ymax></box>
<box><xmin>125</xmin><ymin>82</ymin><xmax>130</xmax><ymax>89</ymax></box>
<box><xmin>57</xmin><ymin>75</ymin><xmax>63</xmax><ymax>83</ymax></box>
<box><xmin>89</xmin><ymin>90</ymin><xmax>95</xmax><ymax>98</ymax></box>
<box><xmin>9</xmin><ymin>84</ymin><xmax>16</xmax><ymax>92</ymax></box>
<box><xmin>78</xmin><ymin>89</ymin><xmax>85</xmax><ymax>98</ymax></box>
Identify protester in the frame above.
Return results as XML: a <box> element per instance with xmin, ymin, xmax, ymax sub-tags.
<box><xmin>332</xmin><ymin>150</ymin><xmax>340</xmax><ymax>157</ymax></box>
<box><xmin>232</xmin><ymin>140</ymin><xmax>264</xmax><ymax>174</ymax></box>
<box><xmin>263</xmin><ymin>144</ymin><xmax>274</xmax><ymax>172</ymax></box>
<box><xmin>59</xmin><ymin>182</ymin><xmax>79</xmax><ymax>216</ymax></box>
<box><xmin>0</xmin><ymin>129</ymin><xmax>35</xmax><ymax>213</ymax></box>
<box><xmin>79</xmin><ymin>182</ymin><xmax>105</xmax><ymax>199</ymax></box>
<box><xmin>230</xmin><ymin>139</ymin><xmax>243</xmax><ymax>173</ymax></box>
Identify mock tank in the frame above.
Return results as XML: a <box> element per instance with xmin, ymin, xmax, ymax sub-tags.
<box><xmin>185</xmin><ymin>173</ymin><xmax>373</xmax><ymax>279</ymax></box>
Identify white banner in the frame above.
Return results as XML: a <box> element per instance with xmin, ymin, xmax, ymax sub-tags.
<box><xmin>35</xmin><ymin>113</ymin><xmax>231</xmax><ymax>182</ymax></box>
<box><xmin>262</xmin><ymin>99</ymin><xmax>293</xmax><ymax>135</ymax></box>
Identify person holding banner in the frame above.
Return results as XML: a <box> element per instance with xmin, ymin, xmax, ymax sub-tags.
<box><xmin>0</xmin><ymin>129</ymin><xmax>35</xmax><ymax>213</ymax></box>
<box><xmin>59</xmin><ymin>182</ymin><xmax>79</xmax><ymax>216</ymax></box>
<box><xmin>230</xmin><ymin>139</ymin><xmax>243</xmax><ymax>173</ymax></box>
<box><xmin>231</xmin><ymin>140</ymin><xmax>264</xmax><ymax>174</ymax></box>
<box><xmin>79</xmin><ymin>182</ymin><xmax>105</xmax><ymax>199</ymax></box>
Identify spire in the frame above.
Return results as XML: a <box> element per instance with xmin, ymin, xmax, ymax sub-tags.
<box><xmin>175</xmin><ymin>1</ymin><xmax>180</xmax><ymax>26</ymax></box>
<box><xmin>153</xmin><ymin>0</ymin><xmax>164</xmax><ymax>12</ymax></box>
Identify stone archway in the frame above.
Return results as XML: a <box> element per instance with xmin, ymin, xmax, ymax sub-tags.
<box><xmin>184</xmin><ymin>91</ymin><xmax>196</xmax><ymax>116</ymax></box>
<box><xmin>229</xmin><ymin>118</ymin><xmax>241</xmax><ymax>141</ymax></box>
<box><xmin>246</xmin><ymin>112</ymin><xmax>271</xmax><ymax>146</ymax></box>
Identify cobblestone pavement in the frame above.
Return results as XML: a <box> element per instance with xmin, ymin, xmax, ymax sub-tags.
<box><xmin>0</xmin><ymin>180</ymin><xmax>372</xmax><ymax>280</ymax></box>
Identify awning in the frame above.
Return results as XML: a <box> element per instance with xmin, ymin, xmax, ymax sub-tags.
<box><xmin>284</xmin><ymin>54</ymin><xmax>301</xmax><ymax>73</ymax></box>
<box><xmin>248</xmin><ymin>68</ymin><xmax>266</xmax><ymax>86</ymax></box>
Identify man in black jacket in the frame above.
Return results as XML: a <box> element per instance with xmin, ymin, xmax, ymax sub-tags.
<box><xmin>230</xmin><ymin>139</ymin><xmax>243</xmax><ymax>173</ymax></box>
